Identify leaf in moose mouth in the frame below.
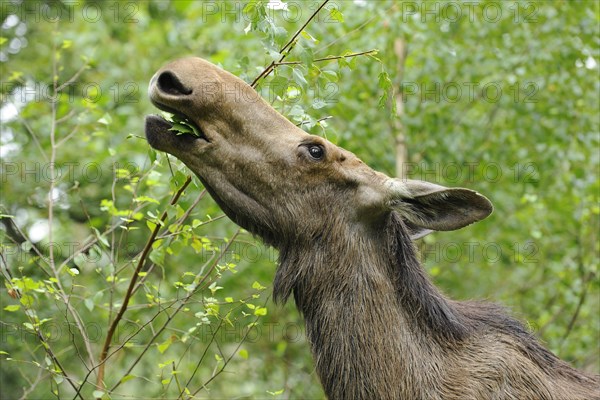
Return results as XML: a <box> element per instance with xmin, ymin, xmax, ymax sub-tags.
<box><xmin>164</xmin><ymin>113</ymin><xmax>204</xmax><ymax>138</ymax></box>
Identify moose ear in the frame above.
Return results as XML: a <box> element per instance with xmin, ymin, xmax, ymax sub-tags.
<box><xmin>388</xmin><ymin>179</ymin><xmax>493</xmax><ymax>238</ymax></box>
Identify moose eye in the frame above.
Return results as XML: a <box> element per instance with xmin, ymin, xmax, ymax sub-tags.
<box><xmin>307</xmin><ymin>145</ymin><xmax>325</xmax><ymax>160</ymax></box>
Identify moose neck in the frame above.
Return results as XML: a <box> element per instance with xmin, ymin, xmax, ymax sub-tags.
<box><xmin>274</xmin><ymin>213</ymin><xmax>470</xmax><ymax>399</ymax></box>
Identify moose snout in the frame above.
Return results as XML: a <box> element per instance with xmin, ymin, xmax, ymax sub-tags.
<box><xmin>148</xmin><ymin>69</ymin><xmax>195</xmax><ymax>112</ymax></box>
<box><xmin>153</xmin><ymin>70</ymin><xmax>192</xmax><ymax>96</ymax></box>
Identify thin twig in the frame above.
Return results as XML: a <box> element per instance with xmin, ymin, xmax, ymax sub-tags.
<box><xmin>560</xmin><ymin>228</ymin><xmax>595</xmax><ymax>346</ymax></box>
<box><xmin>131</xmin><ymin>190</ymin><xmax>207</xmax><ymax>296</ymax></box>
<box><xmin>157</xmin><ymin>215</ymin><xmax>227</xmax><ymax>239</ymax></box>
<box><xmin>17</xmin><ymin>365</ymin><xmax>45</xmax><ymax>400</ymax></box>
<box><xmin>37</xmin><ymin>40</ymin><xmax>89</xmax><ymax>397</ymax></box>
<box><xmin>56</xmin><ymin>63</ymin><xmax>90</xmax><ymax>93</ymax></box>
<box><xmin>251</xmin><ymin>0</ymin><xmax>330</xmax><ymax>88</ymax></box>
<box><xmin>72</xmin><ymin>298</ymin><xmax>178</xmax><ymax>400</ymax></box>
<box><xmin>189</xmin><ymin>296</ymin><xmax>271</xmax><ymax>398</ymax></box>
<box><xmin>168</xmin><ymin>291</ymin><xmax>261</xmax><ymax>395</ymax></box>
<box><xmin>48</xmin><ymin>43</ymin><xmax>58</xmax><ymax>273</ymax></box>
<box><xmin>55</xmin><ymin>123</ymin><xmax>81</xmax><ymax>148</ymax></box>
<box><xmin>15</xmin><ymin>112</ymin><xmax>49</xmax><ymax>163</ymax></box>
<box><xmin>1</xmin><ymin>254</ymin><xmax>85</xmax><ymax>399</ymax></box>
<box><xmin>181</xmin><ymin>319</ymin><xmax>224</xmax><ymax>399</ymax></box>
<box><xmin>57</xmin><ymin>204</ymin><xmax>146</xmax><ymax>271</ymax></box>
<box><xmin>110</xmin><ymin>229</ymin><xmax>241</xmax><ymax>395</ymax></box>
<box><xmin>55</xmin><ymin>109</ymin><xmax>77</xmax><ymax>125</ymax></box>
<box><xmin>0</xmin><ymin>216</ymin><xmax>52</xmax><ymax>276</ymax></box>
<box><xmin>275</xmin><ymin>49</ymin><xmax>378</xmax><ymax>66</ymax></box>
<box><xmin>94</xmin><ymin>176</ymin><xmax>192</xmax><ymax>395</ymax></box>
<box><xmin>560</xmin><ymin>274</ymin><xmax>591</xmax><ymax>345</ymax></box>
<box><xmin>297</xmin><ymin>115</ymin><xmax>333</xmax><ymax>127</ymax></box>
<box><xmin>318</xmin><ymin>9</ymin><xmax>381</xmax><ymax>53</ymax></box>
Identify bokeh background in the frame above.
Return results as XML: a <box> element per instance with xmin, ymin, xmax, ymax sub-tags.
<box><xmin>1</xmin><ymin>1</ymin><xmax>598</xmax><ymax>399</ymax></box>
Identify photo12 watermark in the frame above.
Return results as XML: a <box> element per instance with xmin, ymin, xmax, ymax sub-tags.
<box><xmin>398</xmin><ymin>1</ymin><xmax>539</xmax><ymax>24</ymax></box>
<box><xmin>199</xmin><ymin>1</ymin><xmax>344</xmax><ymax>24</ymax></box>
<box><xmin>400</xmin><ymin>81</ymin><xmax>539</xmax><ymax>104</ymax></box>
<box><xmin>1</xmin><ymin>1</ymin><xmax>140</xmax><ymax>24</ymax></box>
<box><xmin>417</xmin><ymin>240</ymin><xmax>539</xmax><ymax>265</ymax></box>
<box><xmin>1</xmin><ymin>80</ymin><xmax>140</xmax><ymax>108</ymax></box>
<box><xmin>401</xmin><ymin>161</ymin><xmax>540</xmax><ymax>184</ymax></box>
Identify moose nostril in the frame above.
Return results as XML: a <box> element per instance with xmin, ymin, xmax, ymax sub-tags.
<box><xmin>157</xmin><ymin>71</ymin><xmax>192</xmax><ymax>96</ymax></box>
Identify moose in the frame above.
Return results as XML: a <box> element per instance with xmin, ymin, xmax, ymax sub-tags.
<box><xmin>145</xmin><ymin>57</ymin><xmax>599</xmax><ymax>399</ymax></box>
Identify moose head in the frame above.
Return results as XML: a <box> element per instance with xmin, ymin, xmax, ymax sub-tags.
<box><xmin>145</xmin><ymin>57</ymin><xmax>492</xmax><ymax>247</ymax></box>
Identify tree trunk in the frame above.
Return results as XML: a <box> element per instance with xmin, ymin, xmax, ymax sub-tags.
<box><xmin>394</xmin><ymin>38</ymin><xmax>408</xmax><ymax>180</ymax></box>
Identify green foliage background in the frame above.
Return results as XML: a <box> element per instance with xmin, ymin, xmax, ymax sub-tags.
<box><xmin>0</xmin><ymin>1</ymin><xmax>598</xmax><ymax>399</ymax></box>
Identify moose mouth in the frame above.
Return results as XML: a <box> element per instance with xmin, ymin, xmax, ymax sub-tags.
<box><xmin>145</xmin><ymin>96</ymin><xmax>209</xmax><ymax>141</ymax></box>
<box><xmin>145</xmin><ymin>110</ymin><xmax>210</xmax><ymax>154</ymax></box>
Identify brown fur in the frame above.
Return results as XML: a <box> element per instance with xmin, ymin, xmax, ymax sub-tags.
<box><xmin>145</xmin><ymin>57</ymin><xmax>599</xmax><ymax>399</ymax></box>
<box><xmin>279</xmin><ymin>214</ymin><xmax>598</xmax><ymax>399</ymax></box>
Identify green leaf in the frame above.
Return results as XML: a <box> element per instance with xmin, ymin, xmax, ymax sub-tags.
<box><xmin>173</xmin><ymin>0</ymin><xmax>193</xmax><ymax>12</ymax></box>
<box><xmin>243</xmin><ymin>1</ymin><xmax>258</xmax><ymax>22</ymax></box>
<box><xmin>21</xmin><ymin>241</ymin><xmax>32</xmax><ymax>252</ymax></box>
<box><xmin>292</xmin><ymin>68</ymin><xmax>308</xmax><ymax>89</ymax></box>
<box><xmin>20</xmin><ymin>295</ymin><xmax>34</xmax><ymax>307</ymax></box>
<box><xmin>73</xmin><ymin>253</ymin><xmax>86</xmax><ymax>268</ymax></box>
<box><xmin>8</xmin><ymin>71</ymin><xmax>22</xmax><ymax>81</ymax></box>
<box><xmin>146</xmin><ymin>220</ymin><xmax>157</xmax><ymax>232</ymax></box>
<box><xmin>252</xmin><ymin>281</ymin><xmax>266</xmax><ymax>290</ymax></box>
<box><xmin>149</xmin><ymin>247</ymin><xmax>165</xmax><ymax>266</ymax></box>
<box><xmin>273</xmin><ymin>26</ymin><xmax>288</xmax><ymax>48</ymax></box>
<box><xmin>239</xmin><ymin>349</ymin><xmax>249</xmax><ymax>359</ymax></box>
<box><xmin>4</xmin><ymin>305</ymin><xmax>20</xmax><ymax>312</ymax></box>
<box><xmin>270</xmin><ymin>76</ymin><xmax>288</xmax><ymax>98</ymax></box>
<box><xmin>300</xmin><ymin>30</ymin><xmax>317</xmax><ymax>42</ymax></box>
<box><xmin>329</xmin><ymin>7</ymin><xmax>344</xmax><ymax>22</ymax></box>
<box><xmin>254</xmin><ymin>306</ymin><xmax>268</xmax><ymax>316</ymax></box>
<box><xmin>93</xmin><ymin>227</ymin><xmax>110</xmax><ymax>248</ymax></box>
<box><xmin>377</xmin><ymin>71</ymin><xmax>393</xmax><ymax>109</ymax></box>
<box><xmin>208</xmin><ymin>281</ymin><xmax>223</xmax><ymax>295</ymax></box>
<box><xmin>148</xmin><ymin>148</ymin><xmax>157</xmax><ymax>163</ymax></box>
<box><xmin>98</xmin><ymin>113</ymin><xmax>112</xmax><ymax>125</ymax></box>
<box><xmin>157</xmin><ymin>337</ymin><xmax>174</xmax><ymax>354</ymax></box>
<box><xmin>288</xmin><ymin>104</ymin><xmax>305</xmax><ymax>117</ymax></box>
<box><xmin>84</xmin><ymin>298</ymin><xmax>94</xmax><ymax>312</ymax></box>
<box><xmin>321</xmin><ymin>70</ymin><xmax>338</xmax><ymax>82</ymax></box>
<box><xmin>168</xmin><ymin>114</ymin><xmax>203</xmax><ymax>137</ymax></box>
<box><xmin>120</xmin><ymin>374</ymin><xmax>136</xmax><ymax>383</ymax></box>
<box><xmin>298</xmin><ymin>43</ymin><xmax>314</xmax><ymax>66</ymax></box>
<box><xmin>378</xmin><ymin>71</ymin><xmax>391</xmax><ymax>89</ymax></box>
<box><xmin>312</xmin><ymin>99</ymin><xmax>327</xmax><ymax>109</ymax></box>
<box><xmin>169</xmin><ymin>122</ymin><xmax>192</xmax><ymax>134</ymax></box>
<box><xmin>134</xmin><ymin>195</ymin><xmax>160</xmax><ymax>204</ymax></box>
<box><xmin>158</xmin><ymin>359</ymin><xmax>176</xmax><ymax>369</ymax></box>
